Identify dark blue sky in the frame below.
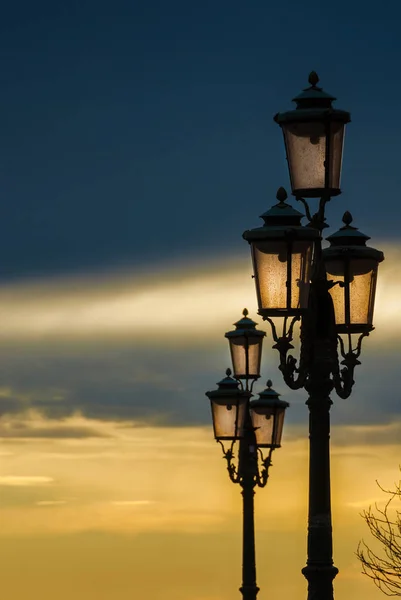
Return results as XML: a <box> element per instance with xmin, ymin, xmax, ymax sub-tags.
<box><xmin>1</xmin><ymin>0</ymin><xmax>399</xmax><ymax>280</ymax></box>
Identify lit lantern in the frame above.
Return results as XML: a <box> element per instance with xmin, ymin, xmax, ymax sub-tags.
<box><xmin>206</xmin><ymin>369</ymin><xmax>251</xmax><ymax>441</ymax></box>
<box><xmin>323</xmin><ymin>212</ymin><xmax>384</xmax><ymax>333</ymax></box>
<box><xmin>274</xmin><ymin>72</ymin><xmax>351</xmax><ymax>199</ymax></box>
<box><xmin>243</xmin><ymin>187</ymin><xmax>319</xmax><ymax>318</ymax></box>
<box><xmin>249</xmin><ymin>381</ymin><xmax>289</xmax><ymax>448</ymax></box>
<box><xmin>225</xmin><ymin>309</ymin><xmax>265</xmax><ymax>380</ymax></box>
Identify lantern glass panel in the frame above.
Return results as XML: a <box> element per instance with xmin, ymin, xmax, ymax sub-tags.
<box><xmin>252</xmin><ymin>240</ymin><xmax>312</xmax><ymax>312</ymax></box>
<box><xmin>273</xmin><ymin>409</ymin><xmax>286</xmax><ymax>447</ymax></box>
<box><xmin>330</xmin><ymin>122</ymin><xmax>345</xmax><ymax>192</ymax></box>
<box><xmin>230</xmin><ymin>335</ymin><xmax>263</xmax><ymax>379</ymax></box>
<box><xmin>326</xmin><ymin>258</ymin><xmax>378</xmax><ymax>330</ymax></box>
<box><xmin>283</xmin><ymin>121</ymin><xmax>345</xmax><ymax>195</ymax></box>
<box><xmin>211</xmin><ymin>398</ymin><xmax>246</xmax><ymax>441</ymax></box>
<box><xmin>325</xmin><ymin>259</ymin><xmax>345</xmax><ymax>325</ymax></box>
<box><xmin>250</xmin><ymin>406</ymin><xmax>275</xmax><ymax>448</ymax></box>
<box><xmin>349</xmin><ymin>259</ymin><xmax>378</xmax><ymax>326</ymax></box>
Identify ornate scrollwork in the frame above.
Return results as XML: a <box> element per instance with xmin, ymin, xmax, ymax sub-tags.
<box><xmin>255</xmin><ymin>447</ymin><xmax>273</xmax><ymax>488</ymax></box>
<box><xmin>333</xmin><ymin>331</ymin><xmax>370</xmax><ymax>399</ymax></box>
<box><xmin>266</xmin><ymin>315</ymin><xmax>307</xmax><ymax>390</ymax></box>
<box><xmin>217</xmin><ymin>440</ymin><xmax>274</xmax><ymax>489</ymax></box>
<box><xmin>218</xmin><ymin>440</ymin><xmax>241</xmax><ymax>484</ymax></box>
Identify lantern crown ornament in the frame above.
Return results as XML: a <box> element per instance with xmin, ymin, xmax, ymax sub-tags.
<box><xmin>274</xmin><ymin>72</ymin><xmax>351</xmax><ymax>199</ymax></box>
<box><xmin>323</xmin><ymin>212</ymin><xmax>384</xmax><ymax>334</ymax></box>
<box><xmin>225</xmin><ymin>308</ymin><xmax>265</xmax><ymax>381</ymax></box>
<box><xmin>243</xmin><ymin>188</ymin><xmax>319</xmax><ymax>318</ymax></box>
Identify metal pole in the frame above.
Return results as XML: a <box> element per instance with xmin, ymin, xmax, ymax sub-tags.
<box><xmin>301</xmin><ymin>273</ymin><xmax>339</xmax><ymax>600</ymax></box>
<box><xmin>239</xmin><ymin>410</ymin><xmax>259</xmax><ymax>600</ymax></box>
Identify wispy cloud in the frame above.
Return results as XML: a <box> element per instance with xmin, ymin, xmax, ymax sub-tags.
<box><xmin>110</xmin><ymin>500</ymin><xmax>155</xmax><ymax>507</ymax></box>
<box><xmin>36</xmin><ymin>500</ymin><xmax>68</xmax><ymax>506</ymax></box>
<box><xmin>0</xmin><ymin>244</ymin><xmax>395</xmax><ymax>344</ymax></box>
<box><xmin>0</xmin><ymin>476</ymin><xmax>54</xmax><ymax>486</ymax></box>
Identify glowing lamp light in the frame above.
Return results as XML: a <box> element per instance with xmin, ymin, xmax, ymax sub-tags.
<box><xmin>249</xmin><ymin>381</ymin><xmax>289</xmax><ymax>448</ymax></box>
<box><xmin>274</xmin><ymin>72</ymin><xmax>351</xmax><ymax>199</ymax></box>
<box><xmin>323</xmin><ymin>212</ymin><xmax>384</xmax><ymax>334</ymax></box>
<box><xmin>205</xmin><ymin>369</ymin><xmax>251</xmax><ymax>441</ymax></box>
<box><xmin>225</xmin><ymin>309</ymin><xmax>265</xmax><ymax>380</ymax></box>
<box><xmin>243</xmin><ymin>187</ymin><xmax>319</xmax><ymax>318</ymax></box>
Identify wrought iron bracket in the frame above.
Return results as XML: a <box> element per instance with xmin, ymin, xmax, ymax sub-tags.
<box><xmin>266</xmin><ymin>315</ymin><xmax>307</xmax><ymax>390</ymax></box>
<box><xmin>333</xmin><ymin>331</ymin><xmax>370</xmax><ymax>399</ymax></box>
<box><xmin>217</xmin><ymin>440</ymin><xmax>273</xmax><ymax>488</ymax></box>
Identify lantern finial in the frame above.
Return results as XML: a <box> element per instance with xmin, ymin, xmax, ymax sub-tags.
<box><xmin>276</xmin><ymin>187</ymin><xmax>288</xmax><ymax>203</ymax></box>
<box><xmin>226</xmin><ymin>368</ymin><xmax>232</xmax><ymax>377</ymax></box>
<box><xmin>308</xmin><ymin>71</ymin><xmax>319</xmax><ymax>87</ymax></box>
<box><xmin>266</xmin><ymin>379</ymin><xmax>273</xmax><ymax>388</ymax></box>
<box><xmin>342</xmin><ymin>211</ymin><xmax>353</xmax><ymax>226</ymax></box>
<box><xmin>242</xmin><ymin>308</ymin><xmax>249</xmax><ymax>317</ymax></box>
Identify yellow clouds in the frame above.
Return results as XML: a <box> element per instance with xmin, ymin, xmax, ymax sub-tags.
<box><xmin>1</xmin><ymin>419</ymin><xmax>399</xmax><ymax>600</ymax></box>
<box><xmin>0</xmin><ymin>256</ymin><xmax>254</xmax><ymax>343</ymax></box>
<box><xmin>0</xmin><ymin>244</ymin><xmax>397</xmax><ymax>346</ymax></box>
<box><xmin>0</xmin><ymin>475</ymin><xmax>54</xmax><ymax>486</ymax></box>
<box><xmin>1</xmin><ymin>417</ymin><xmax>399</xmax><ymax>537</ymax></box>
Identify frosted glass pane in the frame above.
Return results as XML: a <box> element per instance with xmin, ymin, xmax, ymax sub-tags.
<box><xmin>211</xmin><ymin>402</ymin><xmax>237</xmax><ymax>440</ymax></box>
<box><xmin>330</xmin><ymin>122</ymin><xmax>345</xmax><ymax>190</ymax></box>
<box><xmin>251</xmin><ymin>409</ymin><xmax>274</xmax><ymax>447</ymax></box>
<box><xmin>274</xmin><ymin>411</ymin><xmax>285</xmax><ymax>447</ymax></box>
<box><xmin>326</xmin><ymin>260</ymin><xmax>346</xmax><ymax>325</ymax></box>
<box><xmin>253</xmin><ymin>244</ymin><xmax>287</xmax><ymax>309</ymax></box>
<box><xmin>291</xmin><ymin>242</ymin><xmax>312</xmax><ymax>309</ymax></box>
<box><xmin>349</xmin><ymin>261</ymin><xmax>376</xmax><ymax>325</ymax></box>
<box><xmin>230</xmin><ymin>338</ymin><xmax>262</xmax><ymax>378</ymax></box>
<box><xmin>284</xmin><ymin>122</ymin><xmax>326</xmax><ymax>191</ymax></box>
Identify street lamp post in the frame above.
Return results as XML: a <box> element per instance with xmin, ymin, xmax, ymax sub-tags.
<box><xmin>206</xmin><ymin>310</ymin><xmax>289</xmax><ymax>600</ymax></box>
<box><xmin>243</xmin><ymin>72</ymin><xmax>384</xmax><ymax>600</ymax></box>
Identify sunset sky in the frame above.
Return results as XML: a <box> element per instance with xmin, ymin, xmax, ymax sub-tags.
<box><xmin>1</xmin><ymin>1</ymin><xmax>401</xmax><ymax>599</ymax></box>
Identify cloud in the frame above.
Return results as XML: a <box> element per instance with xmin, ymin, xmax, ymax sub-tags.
<box><xmin>110</xmin><ymin>500</ymin><xmax>155</xmax><ymax>507</ymax></box>
<box><xmin>0</xmin><ymin>476</ymin><xmax>54</xmax><ymax>487</ymax></box>
<box><xmin>0</xmin><ymin>414</ymin><xmax>111</xmax><ymax>440</ymax></box>
<box><xmin>0</xmin><ymin>243</ymin><xmax>396</xmax><ymax>345</ymax></box>
<box><xmin>36</xmin><ymin>500</ymin><xmax>68</xmax><ymax>506</ymax></box>
<box><xmin>0</xmin><ymin>248</ymin><xmax>397</xmax><ymax>429</ymax></box>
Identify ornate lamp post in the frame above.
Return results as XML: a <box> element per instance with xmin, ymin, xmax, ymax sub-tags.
<box><xmin>243</xmin><ymin>73</ymin><xmax>384</xmax><ymax>600</ymax></box>
<box><xmin>206</xmin><ymin>309</ymin><xmax>289</xmax><ymax>600</ymax></box>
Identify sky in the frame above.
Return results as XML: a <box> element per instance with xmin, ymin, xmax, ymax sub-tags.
<box><xmin>0</xmin><ymin>1</ymin><xmax>401</xmax><ymax>599</ymax></box>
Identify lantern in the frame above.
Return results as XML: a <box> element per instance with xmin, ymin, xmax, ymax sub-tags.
<box><xmin>323</xmin><ymin>212</ymin><xmax>384</xmax><ymax>334</ymax></box>
<box><xmin>225</xmin><ymin>309</ymin><xmax>265</xmax><ymax>380</ymax></box>
<box><xmin>274</xmin><ymin>72</ymin><xmax>351</xmax><ymax>199</ymax></box>
<box><xmin>249</xmin><ymin>381</ymin><xmax>289</xmax><ymax>448</ymax></box>
<box><xmin>243</xmin><ymin>187</ymin><xmax>319</xmax><ymax>318</ymax></box>
<box><xmin>205</xmin><ymin>369</ymin><xmax>251</xmax><ymax>441</ymax></box>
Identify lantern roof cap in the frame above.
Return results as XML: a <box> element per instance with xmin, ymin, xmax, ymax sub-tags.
<box><xmin>225</xmin><ymin>308</ymin><xmax>266</xmax><ymax>339</ymax></box>
<box><xmin>205</xmin><ymin>369</ymin><xmax>252</xmax><ymax>401</ymax></box>
<box><xmin>324</xmin><ymin>212</ymin><xmax>384</xmax><ymax>263</ymax></box>
<box><xmin>326</xmin><ymin>212</ymin><xmax>371</xmax><ymax>246</ymax></box>
<box><xmin>259</xmin><ymin>187</ymin><xmax>305</xmax><ymax>223</ymax></box>
<box><xmin>216</xmin><ymin>368</ymin><xmax>240</xmax><ymax>389</ymax></box>
<box><xmin>243</xmin><ymin>188</ymin><xmax>320</xmax><ymax>243</ymax></box>
<box><xmin>274</xmin><ymin>72</ymin><xmax>351</xmax><ymax>124</ymax></box>
<box><xmin>292</xmin><ymin>71</ymin><xmax>336</xmax><ymax>107</ymax></box>
<box><xmin>250</xmin><ymin>380</ymin><xmax>289</xmax><ymax>410</ymax></box>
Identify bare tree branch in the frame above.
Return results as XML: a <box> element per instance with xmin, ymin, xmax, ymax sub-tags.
<box><xmin>356</xmin><ymin>470</ymin><xmax>401</xmax><ymax>596</ymax></box>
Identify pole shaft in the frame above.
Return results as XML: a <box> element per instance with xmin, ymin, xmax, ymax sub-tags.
<box><xmin>302</xmin><ymin>338</ymin><xmax>339</xmax><ymax>600</ymax></box>
<box><xmin>239</xmin><ymin>415</ymin><xmax>259</xmax><ymax>600</ymax></box>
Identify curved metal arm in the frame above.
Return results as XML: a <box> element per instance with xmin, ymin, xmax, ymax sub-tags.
<box><xmin>266</xmin><ymin>316</ymin><xmax>307</xmax><ymax>390</ymax></box>
<box><xmin>218</xmin><ymin>440</ymin><xmax>241</xmax><ymax>484</ymax></box>
<box><xmin>296</xmin><ymin>195</ymin><xmax>331</xmax><ymax>233</ymax></box>
<box><xmin>255</xmin><ymin>447</ymin><xmax>274</xmax><ymax>488</ymax></box>
<box><xmin>333</xmin><ymin>332</ymin><xmax>370</xmax><ymax>399</ymax></box>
